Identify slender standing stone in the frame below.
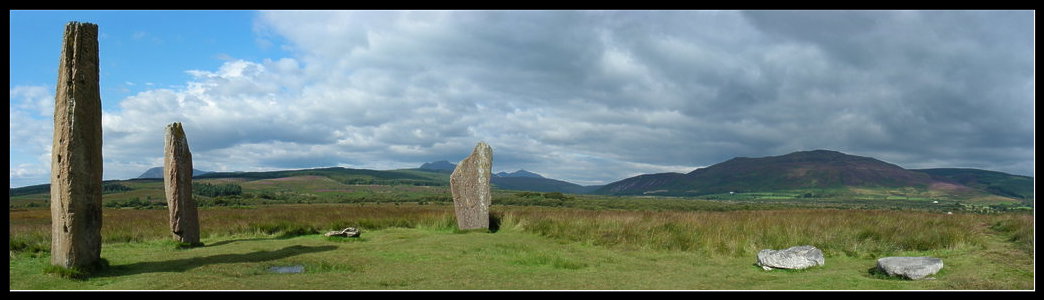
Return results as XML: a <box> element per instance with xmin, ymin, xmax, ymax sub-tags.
<box><xmin>50</xmin><ymin>21</ymin><xmax>103</xmax><ymax>270</ymax></box>
<box><xmin>164</xmin><ymin>122</ymin><xmax>200</xmax><ymax>245</ymax></box>
<box><xmin>450</xmin><ymin>142</ymin><xmax>493</xmax><ymax>230</ymax></box>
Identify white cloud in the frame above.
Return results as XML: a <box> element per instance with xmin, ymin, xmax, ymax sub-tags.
<box><xmin>9</xmin><ymin>85</ymin><xmax>54</xmax><ymax>187</ymax></box>
<box><xmin>10</xmin><ymin>10</ymin><xmax>1034</xmax><ymax>188</ymax></box>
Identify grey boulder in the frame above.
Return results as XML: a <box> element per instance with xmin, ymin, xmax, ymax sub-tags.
<box><xmin>875</xmin><ymin>256</ymin><xmax>943</xmax><ymax>280</ymax></box>
<box><xmin>756</xmin><ymin>245</ymin><xmax>825</xmax><ymax>270</ymax></box>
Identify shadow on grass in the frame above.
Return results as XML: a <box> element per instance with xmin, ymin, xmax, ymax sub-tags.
<box><xmin>865</xmin><ymin>265</ymin><xmax>907</xmax><ymax>280</ymax></box>
<box><xmin>205</xmin><ymin>237</ymin><xmax>282</xmax><ymax>247</ymax></box>
<box><xmin>205</xmin><ymin>232</ymin><xmax>319</xmax><ymax>247</ymax></box>
<box><xmin>489</xmin><ymin>212</ymin><xmax>502</xmax><ymax>233</ymax></box>
<box><xmin>96</xmin><ymin>245</ymin><xmax>337</xmax><ymax>277</ymax></box>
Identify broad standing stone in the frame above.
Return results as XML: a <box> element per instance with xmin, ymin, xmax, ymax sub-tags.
<box><xmin>450</xmin><ymin>142</ymin><xmax>493</xmax><ymax>230</ymax></box>
<box><xmin>756</xmin><ymin>245</ymin><xmax>825</xmax><ymax>270</ymax></box>
<box><xmin>875</xmin><ymin>256</ymin><xmax>944</xmax><ymax>280</ymax></box>
<box><xmin>50</xmin><ymin>21</ymin><xmax>104</xmax><ymax>270</ymax></box>
<box><xmin>164</xmin><ymin>122</ymin><xmax>200</xmax><ymax>244</ymax></box>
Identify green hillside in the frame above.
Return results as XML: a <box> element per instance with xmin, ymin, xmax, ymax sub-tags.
<box><xmin>196</xmin><ymin>167</ymin><xmax>445</xmax><ymax>186</ymax></box>
<box><xmin>595</xmin><ymin>150</ymin><xmax>938</xmax><ymax>196</ymax></box>
<box><xmin>593</xmin><ymin>150</ymin><xmax>1028</xmax><ymax>204</ymax></box>
<box><xmin>914</xmin><ymin>168</ymin><xmax>1034</xmax><ymax>200</ymax></box>
<box><xmin>491</xmin><ymin>176</ymin><xmax>601</xmax><ymax>194</ymax></box>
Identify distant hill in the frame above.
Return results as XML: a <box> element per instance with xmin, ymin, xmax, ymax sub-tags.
<box><xmin>414</xmin><ymin>161</ymin><xmax>596</xmax><ymax>193</ymax></box>
<box><xmin>196</xmin><ymin>167</ymin><xmax>446</xmax><ymax>186</ymax></box>
<box><xmin>11</xmin><ymin>154</ymin><xmax>1030</xmax><ymax>203</ymax></box>
<box><xmin>137</xmin><ymin>167</ymin><xmax>211</xmax><ymax>179</ymax></box>
<box><xmin>495</xmin><ymin>170</ymin><xmax>544</xmax><ymax>178</ymax></box>
<box><xmin>914</xmin><ymin>168</ymin><xmax>1034</xmax><ymax>200</ymax></box>
<box><xmin>490</xmin><ymin>169</ymin><xmax>602</xmax><ymax>193</ymax></box>
<box><xmin>594</xmin><ymin>150</ymin><xmax>1002</xmax><ymax>198</ymax></box>
<box><xmin>418</xmin><ymin>160</ymin><xmax>456</xmax><ymax>172</ymax></box>
<box><xmin>593</xmin><ymin>172</ymin><xmax>692</xmax><ymax>195</ymax></box>
<box><xmin>492</xmin><ymin>177</ymin><xmax>602</xmax><ymax>194</ymax></box>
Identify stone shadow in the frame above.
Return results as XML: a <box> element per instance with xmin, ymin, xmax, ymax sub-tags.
<box><xmin>488</xmin><ymin>212</ymin><xmax>502</xmax><ymax>233</ymax></box>
<box><xmin>204</xmin><ymin>233</ymin><xmax>318</xmax><ymax>247</ymax></box>
<box><xmin>96</xmin><ymin>245</ymin><xmax>337</xmax><ymax>277</ymax></box>
<box><xmin>205</xmin><ymin>237</ymin><xmax>282</xmax><ymax>247</ymax></box>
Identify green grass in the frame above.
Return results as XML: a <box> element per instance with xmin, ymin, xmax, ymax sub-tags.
<box><xmin>8</xmin><ymin>203</ymin><xmax>1034</xmax><ymax>290</ymax></box>
<box><xmin>9</xmin><ymin>224</ymin><xmax>1032</xmax><ymax>290</ymax></box>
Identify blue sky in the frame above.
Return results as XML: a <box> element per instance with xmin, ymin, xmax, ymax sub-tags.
<box><xmin>9</xmin><ymin>10</ymin><xmax>1035</xmax><ymax>188</ymax></box>
<box><xmin>10</xmin><ymin>10</ymin><xmax>283</xmax><ymax>109</ymax></box>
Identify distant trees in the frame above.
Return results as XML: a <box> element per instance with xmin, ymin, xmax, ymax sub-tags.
<box><xmin>499</xmin><ymin>191</ymin><xmax>576</xmax><ymax>207</ymax></box>
<box><xmin>102</xmin><ymin>182</ymin><xmax>133</xmax><ymax>193</ymax></box>
<box><xmin>104</xmin><ymin>197</ymin><xmax>164</xmax><ymax>209</ymax></box>
<box><xmin>514</xmin><ymin>191</ymin><xmax>573</xmax><ymax>201</ymax></box>
<box><xmin>193</xmin><ymin>182</ymin><xmax>243</xmax><ymax>197</ymax></box>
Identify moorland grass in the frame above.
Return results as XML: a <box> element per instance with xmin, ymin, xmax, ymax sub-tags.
<box><xmin>508</xmin><ymin>207</ymin><xmax>994</xmax><ymax>258</ymax></box>
<box><xmin>9</xmin><ymin>203</ymin><xmax>1033</xmax><ymax>290</ymax></box>
<box><xmin>9</xmin><ymin>204</ymin><xmax>1030</xmax><ymax>258</ymax></box>
<box><xmin>9</xmin><ymin>223</ymin><xmax>1033</xmax><ymax>290</ymax></box>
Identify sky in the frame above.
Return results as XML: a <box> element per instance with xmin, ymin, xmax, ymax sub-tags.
<box><xmin>8</xmin><ymin>10</ymin><xmax>1035</xmax><ymax>188</ymax></box>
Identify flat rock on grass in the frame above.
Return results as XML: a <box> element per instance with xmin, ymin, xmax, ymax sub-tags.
<box><xmin>324</xmin><ymin>227</ymin><xmax>360</xmax><ymax>238</ymax></box>
<box><xmin>875</xmin><ymin>256</ymin><xmax>943</xmax><ymax>280</ymax></box>
<box><xmin>756</xmin><ymin>245</ymin><xmax>825</xmax><ymax>270</ymax></box>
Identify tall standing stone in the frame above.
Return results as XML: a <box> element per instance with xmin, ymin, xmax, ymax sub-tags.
<box><xmin>450</xmin><ymin>142</ymin><xmax>493</xmax><ymax>230</ymax></box>
<box><xmin>50</xmin><ymin>21</ymin><xmax>103</xmax><ymax>270</ymax></box>
<box><xmin>164</xmin><ymin>122</ymin><xmax>200</xmax><ymax>245</ymax></box>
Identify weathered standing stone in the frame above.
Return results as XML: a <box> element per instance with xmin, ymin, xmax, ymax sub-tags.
<box><xmin>450</xmin><ymin>142</ymin><xmax>493</xmax><ymax>230</ymax></box>
<box><xmin>875</xmin><ymin>256</ymin><xmax>944</xmax><ymax>280</ymax></box>
<box><xmin>756</xmin><ymin>245</ymin><xmax>825</xmax><ymax>270</ymax></box>
<box><xmin>164</xmin><ymin>122</ymin><xmax>200</xmax><ymax>245</ymax></box>
<box><xmin>50</xmin><ymin>21</ymin><xmax>104</xmax><ymax>271</ymax></box>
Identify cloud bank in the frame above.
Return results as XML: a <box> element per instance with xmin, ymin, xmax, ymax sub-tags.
<box><xmin>9</xmin><ymin>10</ymin><xmax>1034</xmax><ymax>188</ymax></box>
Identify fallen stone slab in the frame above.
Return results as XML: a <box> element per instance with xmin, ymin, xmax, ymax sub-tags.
<box><xmin>324</xmin><ymin>227</ymin><xmax>360</xmax><ymax>238</ymax></box>
<box><xmin>756</xmin><ymin>245</ymin><xmax>825</xmax><ymax>270</ymax></box>
<box><xmin>875</xmin><ymin>256</ymin><xmax>943</xmax><ymax>280</ymax></box>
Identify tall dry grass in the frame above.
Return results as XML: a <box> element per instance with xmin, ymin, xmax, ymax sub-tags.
<box><xmin>503</xmin><ymin>207</ymin><xmax>1001</xmax><ymax>257</ymax></box>
<box><xmin>9</xmin><ymin>204</ymin><xmax>457</xmax><ymax>252</ymax></box>
<box><xmin>9</xmin><ymin>204</ymin><xmax>1031</xmax><ymax>258</ymax></box>
<box><xmin>988</xmin><ymin>213</ymin><xmax>1035</xmax><ymax>252</ymax></box>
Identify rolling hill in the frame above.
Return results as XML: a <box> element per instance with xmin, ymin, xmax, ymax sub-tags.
<box><xmin>412</xmin><ymin>161</ymin><xmax>601</xmax><ymax>193</ymax></box>
<box><xmin>593</xmin><ymin>150</ymin><xmax>1029</xmax><ymax>201</ymax></box>
<box><xmin>136</xmin><ymin>167</ymin><xmax>211</xmax><ymax>179</ymax></box>
<box><xmin>417</xmin><ymin>160</ymin><xmax>456</xmax><ymax>173</ymax></box>
<box><xmin>914</xmin><ymin>168</ymin><xmax>1034</xmax><ymax>200</ymax></box>
<box><xmin>10</xmin><ymin>152</ymin><xmax>1031</xmax><ymax>204</ymax></box>
<box><xmin>195</xmin><ymin>167</ymin><xmax>447</xmax><ymax>186</ymax></box>
<box><xmin>496</xmin><ymin>170</ymin><xmax>544</xmax><ymax>178</ymax></box>
<box><xmin>490</xmin><ymin>176</ymin><xmax>602</xmax><ymax>194</ymax></box>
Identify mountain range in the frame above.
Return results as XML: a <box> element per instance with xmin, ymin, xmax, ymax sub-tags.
<box><xmin>132</xmin><ymin>150</ymin><xmax>1036</xmax><ymax>200</ymax></box>
<box><xmin>15</xmin><ymin>149</ymin><xmax>1027</xmax><ymax>201</ymax></box>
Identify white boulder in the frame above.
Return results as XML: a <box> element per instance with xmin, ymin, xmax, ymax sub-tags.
<box><xmin>756</xmin><ymin>245</ymin><xmax>825</xmax><ymax>270</ymax></box>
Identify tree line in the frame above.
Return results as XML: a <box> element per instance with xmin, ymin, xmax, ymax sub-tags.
<box><xmin>193</xmin><ymin>182</ymin><xmax>243</xmax><ymax>197</ymax></box>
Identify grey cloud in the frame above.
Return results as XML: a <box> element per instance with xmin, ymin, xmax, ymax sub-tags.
<box><xmin>13</xmin><ymin>10</ymin><xmax>1031</xmax><ymax>187</ymax></box>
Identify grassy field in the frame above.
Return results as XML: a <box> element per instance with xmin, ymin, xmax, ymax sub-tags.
<box><xmin>9</xmin><ymin>203</ymin><xmax>1034</xmax><ymax>290</ymax></box>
